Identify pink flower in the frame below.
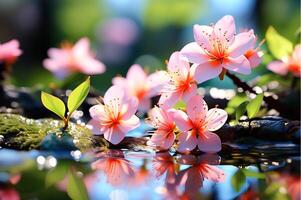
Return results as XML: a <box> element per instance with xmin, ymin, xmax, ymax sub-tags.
<box><xmin>0</xmin><ymin>40</ymin><xmax>22</xmax><ymax>66</ymax></box>
<box><xmin>91</xmin><ymin>150</ymin><xmax>134</xmax><ymax>186</ymax></box>
<box><xmin>267</xmin><ymin>44</ymin><xmax>301</xmax><ymax>77</ymax></box>
<box><xmin>89</xmin><ymin>85</ymin><xmax>140</xmax><ymax>145</ymax></box>
<box><xmin>181</xmin><ymin>15</ymin><xmax>255</xmax><ymax>82</ymax></box>
<box><xmin>243</xmin><ymin>29</ymin><xmax>263</xmax><ymax>68</ymax></box>
<box><xmin>172</xmin><ymin>95</ymin><xmax>227</xmax><ymax>153</ymax></box>
<box><xmin>43</xmin><ymin>37</ymin><xmax>106</xmax><ymax>78</ymax></box>
<box><xmin>158</xmin><ymin>51</ymin><xmax>197</xmax><ymax>108</ymax></box>
<box><xmin>112</xmin><ymin>64</ymin><xmax>167</xmax><ymax>111</ymax></box>
<box><xmin>147</xmin><ymin>106</ymin><xmax>176</xmax><ymax>150</ymax></box>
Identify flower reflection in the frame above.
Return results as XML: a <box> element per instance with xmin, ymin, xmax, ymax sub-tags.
<box><xmin>154</xmin><ymin>152</ymin><xmax>225</xmax><ymax>200</ymax></box>
<box><xmin>0</xmin><ymin>188</ymin><xmax>20</xmax><ymax>200</ymax></box>
<box><xmin>153</xmin><ymin>152</ymin><xmax>178</xmax><ymax>184</ymax></box>
<box><xmin>131</xmin><ymin>161</ymin><xmax>151</xmax><ymax>186</ymax></box>
<box><xmin>91</xmin><ymin>150</ymin><xmax>134</xmax><ymax>186</ymax></box>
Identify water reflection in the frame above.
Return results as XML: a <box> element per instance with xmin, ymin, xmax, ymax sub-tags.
<box><xmin>91</xmin><ymin>150</ymin><xmax>135</xmax><ymax>186</ymax></box>
<box><xmin>90</xmin><ymin>150</ymin><xmax>225</xmax><ymax>199</ymax></box>
<box><xmin>153</xmin><ymin>153</ymin><xmax>225</xmax><ymax>200</ymax></box>
<box><xmin>0</xmin><ymin>148</ymin><xmax>299</xmax><ymax>200</ymax></box>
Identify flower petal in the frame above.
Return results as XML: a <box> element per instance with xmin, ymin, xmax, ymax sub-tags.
<box><xmin>87</xmin><ymin>119</ymin><xmax>103</xmax><ymax>135</ymax></box>
<box><xmin>89</xmin><ymin>104</ymin><xmax>109</xmax><ymax>122</ymax></box>
<box><xmin>77</xmin><ymin>57</ymin><xmax>106</xmax><ymax>74</ymax></box>
<box><xmin>73</xmin><ymin>37</ymin><xmax>90</xmax><ymax>57</ymax></box>
<box><xmin>149</xmin><ymin>130</ymin><xmax>175</xmax><ymax>149</ymax></box>
<box><xmin>172</xmin><ymin>110</ymin><xmax>192</xmax><ymax>131</ymax></box>
<box><xmin>267</xmin><ymin>61</ymin><xmax>288</xmax><ymax>75</ymax></box>
<box><xmin>118</xmin><ymin>115</ymin><xmax>140</xmax><ymax>133</ymax></box>
<box><xmin>193</xmin><ymin>25</ymin><xmax>214</xmax><ymax>50</ymax></box>
<box><xmin>205</xmin><ymin>108</ymin><xmax>228</xmax><ymax>131</ymax></box>
<box><xmin>146</xmin><ymin>70</ymin><xmax>169</xmax><ymax>98</ymax></box>
<box><xmin>186</xmin><ymin>95</ymin><xmax>208</xmax><ymax>122</ymax></box>
<box><xmin>158</xmin><ymin>91</ymin><xmax>180</xmax><ymax>109</ymax></box>
<box><xmin>103</xmin><ymin>127</ymin><xmax>126</xmax><ymax>145</ymax></box>
<box><xmin>126</xmin><ymin>64</ymin><xmax>147</xmax><ymax>83</ymax></box>
<box><xmin>197</xmin><ymin>131</ymin><xmax>221</xmax><ymax>153</ymax></box>
<box><xmin>248</xmin><ymin>51</ymin><xmax>262</xmax><ymax>68</ymax></box>
<box><xmin>177</xmin><ymin>131</ymin><xmax>198</xmax><ymax>152</ymax></box>
<box><xmin>103</xmin><ymin>86</ymin><xmax>125</xmax><ymax>115</ymax></box>
<box><xmin>182</xmin><ymin>83</ymin><xmax>197</xmax><ymax>102</ymax></box>
<box><xmin>167</xmin><ymin>51</ymin><xmax>190</xmax><ymax>74</ymax></box>
<box><xmin>121</xmin><ymin>97</ymin><xmax>139</xmax><ymax>119</ymax></box>
<box><xmin>112</xmin><ymin>76</ymin><xmax>126</xmax><ymax>86</ymax></box>
<box><xmin>180</xmin><ymin>42</ymin><xmax>208</xmax><ymax>64</ymax></box>
<box><xmin>223</xmin><ymin>56</ymin><xmax>251</xmax><ymax>75</ymax></box>
<box><xmin>214</xmin><ymin>15</ymin><xmax>236</xmax><ymax>44</ymax></box>
<box><xmin>191</xmin><ymin>63</ymin><xmax>223</xmax><ymax>83</ymax></box>
<box><xmin>229</xmin><ymin>32</ymin><xmax>256</xmax><ymax>58</ymax></box>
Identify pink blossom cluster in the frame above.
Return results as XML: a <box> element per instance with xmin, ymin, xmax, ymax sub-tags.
<box><xmin>88</xmin><ymin>15</ymin><xmax>263</xmax><ymax>153</ymax></box>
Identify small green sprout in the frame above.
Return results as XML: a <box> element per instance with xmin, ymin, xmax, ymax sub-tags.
<box><xmin>41</xmin><ymin>77</ymin><xmax>90</xmax><ymax>129</ymax></box>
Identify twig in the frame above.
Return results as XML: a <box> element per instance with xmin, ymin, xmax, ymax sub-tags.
<box><xmin>226</xmin><ymin>72</ymin><xmax>281</xmax><ymax>110</ymax></box>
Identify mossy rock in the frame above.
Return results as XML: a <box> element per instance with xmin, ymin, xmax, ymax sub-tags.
<box><xmin>0</xmin><ymin>113</ymin><xmax>108</xmax><ymax>151</ymax></box>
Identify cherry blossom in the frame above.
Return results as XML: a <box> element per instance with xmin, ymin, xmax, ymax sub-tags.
<box><xmin>89</xmin><ymin>85</ymin><xmax>140</xmax><ymax>145</ymax></box>
<box><xmin>243</xmin><ymin>29</ymin><xmax>263</xmax><ymax>68</ymax></box>
<box><xmin>172</xmin><ymin>95</ymin><xmax>227</xmax><ymax>153</ymax></box>
<box><xmin>112</xmin><ymin>64</ymin><xmax>167</xmax><ymax>111</ymax></box>
<box><xmin>181</xmin><ymin>15</ymin><xmax>256</xmax><ymax>83</ymax></box>
<box><xmin>43</xmin><ymin>37</ymin><xmax>106</xmax><ymax>78</ymax></box>
<box><xmin>267</xmin><ymin>44</ymin><xmax>301</xmax><ymax>77</ymax></box>
<box><xmin>158</xmin><ymin>51</ymin><xmax>197</xmax><ymax>108</ymax></box>
<box><xmin>147</xmin><ymin>106</ymin><xmax>176</xmax><ymax>150</ymax></box>
<box><xmin>0</xmin><ymin>40</ymin><xmax>22</xmax><ymax>66</ymax></box>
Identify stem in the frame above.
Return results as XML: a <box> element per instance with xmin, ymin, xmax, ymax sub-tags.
<box><xmin>226</xmin><ymin>72</ymin><xmax>281</xmax><ymax>110</ymax></box>
<box><xmin>63</xmin><ymin>116</ymin><xmax>69</xmax><ymax>130</ymax></box>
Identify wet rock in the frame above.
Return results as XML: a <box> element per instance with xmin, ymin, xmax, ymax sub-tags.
<box><xmin>216</xmin><ymin>116</ymin><xmax>300</xmax><ymax>144</ymax></box>
<box><xmin>0</xmin><ymin>114</ymin><xmax>97</xmax><ymax>151</ymax></box>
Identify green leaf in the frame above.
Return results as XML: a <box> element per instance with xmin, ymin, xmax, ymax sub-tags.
<box><xmin>266</xmin><ymin>26</ymin><xmax>293</xmax><ymax>59</ymax></box>
<box><xmin>235</xmin><ymin>101</ymin><xmax>248</xmax><ymax>121</ymax></box>
<box><xmin>67</xmin><ymin>77</ymin><xmax>90</xmax><ymax>115</ymax></box>
<box><xmin>246</xmin><ymin>93</ymin><xmax>264</xmax><ymax>118</ymax></box>
<box><xmin>41</xmin><ymin>91</ymin><xmax>66</xmax><ymax>119</ymax></box>
<box><xmin>225</xmin><ymin>93</ymin><xmax>248</xmax><ymax>115</ymax></box>
<box><xmin>231</xmin><ymin>169</ymin><xmax>246</xmax><ymax>192</ymax></box>
<box><xmin>45</xmin><ymin>164</ymin><xmax>68</xmax><ymax>187</ymax></box>
<box><xmin>67</xmin><ymin>168</ymin><xmax>89</xmax><ymax>200</ymax></box>
<box><xmin>173</xmin><ymin>100</ymin><xmax>186</xmax><ymax>110</ymax></box>
<box><xmin>242</xmin><ymin>168</ymin><xmax>265</xmax><ymax>179</ymax></box>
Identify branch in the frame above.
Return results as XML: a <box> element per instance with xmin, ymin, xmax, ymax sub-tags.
<box><xmin>226</xmin><ymin>72</ymin><xmax>282</xmax><ymax>111</ymax></box>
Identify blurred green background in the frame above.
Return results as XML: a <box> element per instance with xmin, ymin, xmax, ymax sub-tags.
<box><xmin>0</xmin><ymin>0</ymin><xmax>299</xmax><ymax>92</ymax></box>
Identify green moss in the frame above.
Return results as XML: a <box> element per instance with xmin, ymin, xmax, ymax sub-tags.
<box><xmin>0</xmin><ymin>114</ymin><xmax>102</xmax><ymax>151</ymax></box>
